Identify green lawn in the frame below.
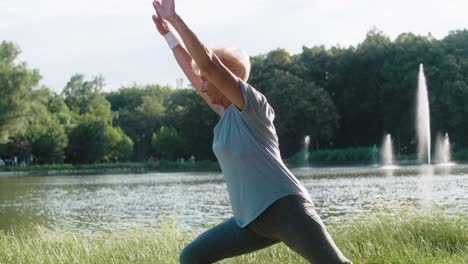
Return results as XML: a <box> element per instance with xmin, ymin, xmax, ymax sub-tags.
<box><xmin>1</xmin><ymin>212</ymin><xmax>466</xmax><ymax>264</ymax></box>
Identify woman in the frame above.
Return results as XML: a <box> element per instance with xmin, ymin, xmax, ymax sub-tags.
<box><xmin>152</xmin><ymin>1</ymin><xmax>352</xmax><ymax>263</ymax></box>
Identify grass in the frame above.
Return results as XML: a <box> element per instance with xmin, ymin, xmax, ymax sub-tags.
<box><xmin>1</xmin><ymin>211</ymin><xmax>466</xmax><ymax>264</ymax></box>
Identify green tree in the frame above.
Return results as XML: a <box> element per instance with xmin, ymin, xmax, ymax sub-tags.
<box><xmin>106</xmin><ymin>84</ymin><xmax>171</xmax><ymax>111</ymax></box>
<box><xmin>47</xmin><ymin>93</ymin><xmax>77</xmax><ymax>128</ymax></box>
<box><xmin>333</xmin><ymin>29</ymin><xmax>392</xmax><ymax>147</ymax></box>
<box><xmin>106</xmin><ymin>84</ymin><xmax>170</xmax><ymax>160</ymax></box>
<box><xmin>0</xmin><ymin>41</ymin><xmax>41</xmax><ymax>142</ymax></box>
<box><xmin>0</xmin><ymin>87</ymin><xmax>68</xmax><ymax>164</ymax></box>
<box><xmin>151</xmin><ymin>126</ymin><xmax>184</xmax><ymax>160</ymax></box>
<box><xmin>23</xmin><ymin>89</ymin><xmax>68</xmax><ymax>164</ymax></box>
<box><xmin>252</xmin><ymin>69</ymin><xmax>339</xmax><ymax>156</ymax></box>
<box><xmin>250</xmin><ymin>49</ymin><xmax>339</xmax><ymax>156</ymax></box>
<box><xmin>102</xmin><ymin>126</ymin><xmax>134</xmax><ymax>162</ymax></box>
<box><xmin>25</xmin><ymin>114</ymin><xmax>68</xmax><ymax>164</ymax></box>
<box><xmin>62</xmin><ymin>74</ymin><xmax>112</xmax><ymax>123</ymax></box>
<box><xmin>163</xmin><ymin>89</ymin><xmax>218</xmax><ymax>160</ymax></box>
<box><xmin>433</xmin><ymin>30</ymin><xmax>468</xmax><ymax>148</ymax></box>
<box><xmin>118</xmin><ymin>95</ymin><xmax>166</xmax><ymax>160</ymax></box>
<box><xmin>66</xmin><ymin>117</ymin><xmax>133</xmax><ymax>164</ymax></box>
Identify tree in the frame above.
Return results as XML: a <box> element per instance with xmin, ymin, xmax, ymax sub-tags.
<box><xmin>254</xmin><ymin>69</ymin><xmax>339</xmax><ymax>156</ymax></box>
<box><xmin>163</xmin><ymin>89</ymin><xmax>219</xmax><ymax>160</ymax></box>
<box><xmin>106</xmin><ymin>84</ymin><xmax>171</xmax><ymax>160</ymax></box>
<box><xmin>66</xmin><ymin>116</ymin><xmax>133</xmax><ymax>164</ymax></box>
<box><xmin>47</xmin><ymin>93</ymin><xmax>77</xmax><ymax>128</ymax></box>
<box><xmin>0</xmin><ymin>41</ymin><xmax>41</xmax><ymax>142</ymax></box>
<box><xmin>62</xmin><ymin>74</ymin><xmax>112</xmax><ymax>123</ymax></box>
<box><xmin>23</xmin><ymin>88</ymin><xmax>68</xmax><ymax>163</ymax></box>
<box><xmin>152</xmin><ymin>126</ymin><xmax>184</xmax><ymax>160</ymax></box>
<box><xmin>0</xmin><ymin>87</ymin><xmax>69</xmax><ymax>164</ymax></box>
<box><xmin>116</xmin><ymin>95</ymin><xmax>166</xmax><ymax>160</ymax></box>
<box><xmin>433</xmin><ymin>30</ymin><xmax>468</xmax><ymax>148</ymax></box>
<box><xmin>25</xmin><ymin>114</ymin><xmax>68</xmax><ymax>164</ymax></box>
<box><xmin>106</xmin><ymin>84</ymin><xmax>171</xmax><ymax>111</ymax></box>
<box><xmin>250</xmin><ymin>50</ymin><xmax>339</xmax><ymax>156</ymax></box>
<box><xmin>102</xmin><ymin>126</ymin><xmax>134</xmax><ymax>162</ymax></box>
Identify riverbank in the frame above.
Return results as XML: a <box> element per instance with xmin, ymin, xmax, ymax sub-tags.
<box><xmin>1</xmin><ymin>211</ymin><xmax>466</xmax><ymax>263</ymax></box>
<box><xmin>1</xmin><ymin>156</ymin><xmax>467</xmax><ymax>177</ymax></box>
<box><xmin>2</xmin><ymin>146</ymin><xmax>468</xmax><ymax>177</ymax></box>
<box><xmin>0</xmin><ymin>160</ymin><xmax>221</xmax><ymax>176</ymax></box>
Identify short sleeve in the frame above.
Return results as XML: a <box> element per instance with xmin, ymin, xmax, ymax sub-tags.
<box><xmin>218</xmin><ymin>105</ymin><xmax>226</xmax><ymax>116</ymax></box>
<box><xmin>238</xmin><ymin>78</ymin><xmax>275</xmax><ymax>122</ymax></box>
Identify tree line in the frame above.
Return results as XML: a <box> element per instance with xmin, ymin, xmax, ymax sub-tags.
<box><xmin>1</xmin><ymin>28</ymin><xmax>467</xmax><ymax>165</ymax></box>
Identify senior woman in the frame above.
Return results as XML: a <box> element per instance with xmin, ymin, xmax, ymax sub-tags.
<box><xmin>152</xmin><ymin>1</ymin><xmax>351</xmax><ymax>263</ymax></box>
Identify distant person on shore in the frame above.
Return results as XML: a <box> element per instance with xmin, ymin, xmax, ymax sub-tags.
<box><xmin>151</xmin><ymin>0</ymin><xmax>351</xmax><ymax>263</ymax></box>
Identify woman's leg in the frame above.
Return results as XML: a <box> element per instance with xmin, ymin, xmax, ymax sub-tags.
<box><xmin>248</xmin><ymin>195</ymin><xmax>352</xmax><ymax>264</ymax></box>
<box><xmin>180</xmin><ymin>217</ymin><xmax>278</xmax><ymax>264</ymax></box>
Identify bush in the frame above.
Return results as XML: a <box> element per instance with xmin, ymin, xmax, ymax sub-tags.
<box><xmin>66</xmin><ymin>117</ymin><xmax>133</xmax><ymax>164</ymax></box>
<box><xmin>287</xmin><ymin>147</ymin><xmax>377</xmax><ymax>166</ymax></box>
<box><xmin>454</xmin><ymin>148</ymin><xmax>468</xmax><ymax>161</ymax></box>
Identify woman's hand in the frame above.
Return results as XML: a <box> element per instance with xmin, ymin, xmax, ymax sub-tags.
<box><xmin>152</xmin><ymin>7</ymin><xmax>170</xmax><ymax>35</ymax></box>
<box><xmin>153</xmin><ymin>0</ymin><xmax>177</xmax><ymax>22</ymax></box>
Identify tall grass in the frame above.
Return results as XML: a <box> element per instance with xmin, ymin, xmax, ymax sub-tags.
<box><xmin>1</xmin><ymin>212</ymin><xmax>466</xmax><ymax>263</ymax></box>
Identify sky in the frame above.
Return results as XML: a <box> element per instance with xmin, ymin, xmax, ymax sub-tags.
<box><xmin>2</xmin><ymin>0</ymin><xmax>468</xmax><ymax>92</ymax></box>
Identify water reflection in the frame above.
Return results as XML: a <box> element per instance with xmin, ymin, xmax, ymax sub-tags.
<box><xmin>0</xmin><ymin>166</ymin><xmax>467</xmax><ymax>233</ymax></box>
<box><xmin>0</xmin><ymin>177</ymin><xmax>52</xmax><ymax>229</ymax></box>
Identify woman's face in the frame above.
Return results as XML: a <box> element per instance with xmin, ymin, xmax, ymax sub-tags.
<box><xmin>199</xmin><ymin>58</ymin><xmax>242</xmax><ymax>106</ymax></box>
<box><xmin>200</xmin><ymin>75</ymin><xmax>225</xmax><ymax>105</ymax></box>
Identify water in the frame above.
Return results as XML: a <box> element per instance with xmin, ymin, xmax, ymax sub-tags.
<box><xmin>380</xmin><ymin>134</ymin><xmax>394</xmax><ymax>166</ymax></box>
<box><xmin>417</xmin><ymin>64</ymin><xmax>431</xmax><ymax>164</ymax></box>
<box><xmin>1</xmin><ymin>166</ymin><xmax>467</xmax><ymax>233</ymax></box>
<box><xmin>304</xmin><ymin>135</ymin><xmax>310</xmax><ymax>164</ymax></box>
<box><xmin>434</xmin><ymin>133</ymin><xmax>451</xmax><ymax>164</ymax></box>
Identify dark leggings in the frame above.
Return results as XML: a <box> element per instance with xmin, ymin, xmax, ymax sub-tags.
<box><xmin>180</xmin><ymin>195</ymin><xmax>352</xmax><ymax>263</ymax></box>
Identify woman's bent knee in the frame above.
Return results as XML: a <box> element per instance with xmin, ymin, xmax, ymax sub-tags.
<box><xmin>180</xmin><ymin>244</ymin><xmax>197</xmax><ymax>264</ymax></box>
<box><xmin>179</xmin><ymin>242</ymin><xmax>212</xmax><ymax>264</ymax></box>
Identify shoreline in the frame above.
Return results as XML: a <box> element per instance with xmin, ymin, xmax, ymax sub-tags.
<box><xmin>1</xmin><ymin>161</ymin><xmax>467</xmax><ymax>177</ymax></box>
<box><xmin>0</xmin><ymin>161</ymin><xmax>222</xmax><ymax>177</ymax></box>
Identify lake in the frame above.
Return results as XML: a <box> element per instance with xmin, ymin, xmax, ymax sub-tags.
<box><xmin>0</xmin><ymin>165</ymin><xmax>466</xmax><ymax>233</ymax></box>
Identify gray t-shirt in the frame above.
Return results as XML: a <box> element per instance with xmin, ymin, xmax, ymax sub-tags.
<box><xmin>212</xmin><ymin>79</ymin><xmax>311</xmax><ymax>228</ymax></box>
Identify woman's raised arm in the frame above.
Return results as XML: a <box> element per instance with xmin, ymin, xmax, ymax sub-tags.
<box><xmin>151</xmin><ymin>6</ymin><xmax>221</xmax><ymax>114</ymax></box>
<box><xmin>153</xmin><ymin>0</ymin><xmax>245</xmax><ymax>110</ymax></box>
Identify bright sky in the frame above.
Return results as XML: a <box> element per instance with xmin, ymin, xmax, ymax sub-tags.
<box><xmin>2</xmin><ymin>0</ymin><xmax>467</xmax><ymax>92</ymax></box>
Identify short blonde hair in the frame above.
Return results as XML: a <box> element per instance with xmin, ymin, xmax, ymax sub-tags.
<box><xmin>192</xmin><ymin>46</ymin><xmax>251</xmax><ymax>81</ymax></box>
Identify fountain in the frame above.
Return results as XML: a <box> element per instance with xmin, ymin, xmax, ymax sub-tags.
<box><xmin>304</xmin><ymin>135</ymin><xmax>310</xmax><ymax>163</ymax></box>
<box><xmin>380</xmin><ymin>134</ymin><xmax>395</xmax><ymax>167</ymax></box>
<box><xmin>434</xmin><ymin>133</ymin><xmax>452</xmax><ymax>165</ymax></box>
<box><xmin>417</xmin><ymin>64</ymin><xmax>431</xmax><ymax>164</ymax></box>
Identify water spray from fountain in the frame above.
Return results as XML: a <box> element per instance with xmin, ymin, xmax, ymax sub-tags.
<box><xmin>434</xmin><ymin>133</ymin><xmax>452</xmax><ymax>165</ymax></box>
<box><xmin>380</xmin><ymin>134</ymin><xmax>395</xmax><ymax>167</ymax></box>
<box><xmin>417</xmin><ymin>64</ymin><xmax>431</xmax><ymax>164</ymax></box>
<box><xmin>304</xmin><ymin>135</ymin><xmax>310</xmax><ymax>163</ymax></box>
